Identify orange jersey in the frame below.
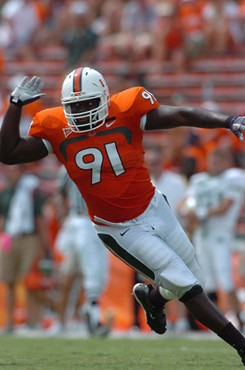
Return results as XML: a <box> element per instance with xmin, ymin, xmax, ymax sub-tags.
<box><xmin>29</xmin><ymin>87</ymin><xmax>160</xmax><ymax>223</ymax></box>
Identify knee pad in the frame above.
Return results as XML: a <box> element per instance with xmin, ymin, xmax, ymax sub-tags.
<box><xmin>179</xmin><ymin>284</ymin><xmax>203</xmax><ymax>303</ymax></box>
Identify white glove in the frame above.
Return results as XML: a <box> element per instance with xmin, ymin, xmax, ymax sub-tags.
<box><xmin>227</xmin><ymin>115</ymin><xmax>245</xmax><ymax>142</ymax></box>
<box><xmin>10</xmin><ymin>76</ymin><xmax>45</xmax><ymax>107</ymax></box>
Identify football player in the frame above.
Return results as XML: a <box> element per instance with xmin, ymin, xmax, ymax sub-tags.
<box><xmin>1</xmin><ymin>68</ymin><xmax>245</xmax><ymax>365</ymax></box>
<box><xmin>54</xmin><ymin>165</ymin><xmax>109</xmax><ymax>336</ymax></box>
<box><xmin>180</xmin><ymin>148</ymin><xmax>245</xmax><ymax>328</ymax></box>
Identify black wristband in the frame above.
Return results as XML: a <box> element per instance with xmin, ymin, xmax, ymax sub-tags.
<box><xmin>226</xmin><ymin>115</ymin><xmax>239</xmax><ymax>129</ymax></box>
<box><xmin>10</xmin><ymin>96</ymin><xmax>23</xmax><ymax>107</ymax></box>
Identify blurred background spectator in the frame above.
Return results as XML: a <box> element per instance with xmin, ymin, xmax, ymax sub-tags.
<box><xmin>54</xmin><ymin>166</ymin><xmax>110</xmax><ymax>336</ymax></box>
<box><xmin>0</xmin><ymin>165</ymin><xmax>50</xmax><ymax>332</ymax></box>
<box><xmin>54</xmin><ymin>1</ymin><xmax>99</xmax><ymax>71</ymax></box>
<box><xmin>178</xmin><ymin>148</ymin><xmax>245</xmax><ymax>330</ymax></box>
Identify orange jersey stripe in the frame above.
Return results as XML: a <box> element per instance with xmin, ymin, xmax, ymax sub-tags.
<box><xmin>73</xmin><ymin>67</ymin><xmax>83</xmax><ymax>93</ymax></box>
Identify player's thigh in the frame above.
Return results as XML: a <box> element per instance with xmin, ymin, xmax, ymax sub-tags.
<box><xmin>149</xmin><ymin>193</ymin><xmax>204</xmax><ymax>285</ymax></box>
<box><xmin>97</xmin><ymin>226</ymin><xmax>198</xmax><ymax>294</ymax></box>
<box><xmin>155</xmin><ymin>194</ymin><xmax>196</xmax><ymax>266</ymax></box>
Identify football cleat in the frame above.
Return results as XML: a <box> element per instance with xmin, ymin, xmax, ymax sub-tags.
<box><xmin>133</xmin><ymin>283</ymin><xmax>167</xmax><ymax>334</ymax></box>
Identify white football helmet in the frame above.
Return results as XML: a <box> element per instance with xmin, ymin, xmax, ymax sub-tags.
<box><xmin>61</xmin><ymin>67</ymin><xmax>109</xmax><ymax>133</ymax></box>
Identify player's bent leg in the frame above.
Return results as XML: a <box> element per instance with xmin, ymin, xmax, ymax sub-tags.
<box><xmin>180</xmin><ymin>287</ymin><xmax>228</xmax><ymax>332</ymax></box>
<box><xmin>180</xmin><ymin>288</ymin><xmax>245</xmax><ymax>366</ymax></box>
<box><xmin>164</xmin><ymin>226</ymin><xmax>205</xmax><ymax>289</ymax></box>
<box><xmin>154</xmin><ymin>192</ymin><xmax>205</xmax><ymax>288</ymax></box>
<box><xmin>98</xmin><ymin>231</ymin><xmax>200</xmax><ymax>334</ymax></box>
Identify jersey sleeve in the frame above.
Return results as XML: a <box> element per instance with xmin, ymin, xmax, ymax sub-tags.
<box><xmin>134</xmin><ymin>87</ymin><xmax>160</xmax><ymax>130</ymax></box>
<box><xmin>115</xmin><ymin>86</ymin><xmax>160</xmax><ymax>128</ymax></box>
<box><xmin>28</xmin><ymin>113</ymin><xmax>53</xmax><ymax>153</ymax></box>
<box><xmin>129</xmin><ymin>87</ymin><xmax>160</xmax><ymax>117</ymax></box>
<box><xmin>28</xmin><ymin>111</ymin><xmax>46</xmax><ymax>139</ymax></box>
<box><xmin>133</xmin><ymin>86</ymin><xmax>160</xmax><ymax>117</ymax></box>
<box><xmin>28</xmin><ymin>107</ymin><xmax>65</xmax><ymax>152</ymax></box>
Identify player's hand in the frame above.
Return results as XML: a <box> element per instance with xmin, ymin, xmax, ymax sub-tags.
<box><xmin>10</xmin><ymin>76</ymin><xmax>45</xmax><ymax>107</ymax></box>
<box><xmin>227</xmin><ymin>115</ymin><xmax>245</xmax><ymax>142</ymax></box>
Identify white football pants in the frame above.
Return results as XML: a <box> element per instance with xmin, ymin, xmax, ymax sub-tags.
<box><xmin>94</xmin><ymin>189</ymin><xmax>204</xmax><ymax>301</ymax></box>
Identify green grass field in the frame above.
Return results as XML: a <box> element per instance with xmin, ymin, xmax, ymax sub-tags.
<box><xmin>0</xmin><ymin>337</ymin><xmax>242</xmax><ymax>370</ymax></box>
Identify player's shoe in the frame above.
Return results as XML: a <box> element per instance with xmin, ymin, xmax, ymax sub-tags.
<box><xmin>133</xmin><ymin>283</ymin><xmax>167</xmax><ymax>334</ymax></box>
<box><xmin>236</xmin><ymin>344</ymin><xmax>245</xmax><ymax>366</ymax></box>
<box><xmin>82</xmin><ymin>303</ymin><xmax>111</xmax><ymax>337</ymax></box>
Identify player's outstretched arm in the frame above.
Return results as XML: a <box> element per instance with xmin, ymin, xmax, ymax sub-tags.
<box><xmin>0</xmin><ymin>76</ymin><xmax>49</xmax><ymax>164</ymax></box>
<box><xmin>145</xmin><ymin>105</ymin><xmax>245</xmax><ymax>142</ymax></box>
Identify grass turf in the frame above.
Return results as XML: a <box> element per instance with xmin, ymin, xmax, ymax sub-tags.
<box><xmin>0</xmin><ymin>337</ymin><xmax>242</xmax><ymax>370</ymax></box>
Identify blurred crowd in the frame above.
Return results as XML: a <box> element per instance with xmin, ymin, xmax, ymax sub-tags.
<box><xmin>1</xmin><ymin>0</ymin><xmax>245</xmax><ymax>72</ymax></box>
<box><xmin>0</xmin><ymin>0</ymin><xmax>244</xmax><ymax>336</ymax></box>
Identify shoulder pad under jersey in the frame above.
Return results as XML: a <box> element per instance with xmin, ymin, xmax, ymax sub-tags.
<box><xmin>110</xmin><ymin>86</ymin><xmax>159</xmax><ymax>116</ymax></box>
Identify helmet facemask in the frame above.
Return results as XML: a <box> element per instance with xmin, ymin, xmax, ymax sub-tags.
<box><xmin>62</xmin><ymin>93</ymin><xmax>109</xmax><ymax>133</ymax></box>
